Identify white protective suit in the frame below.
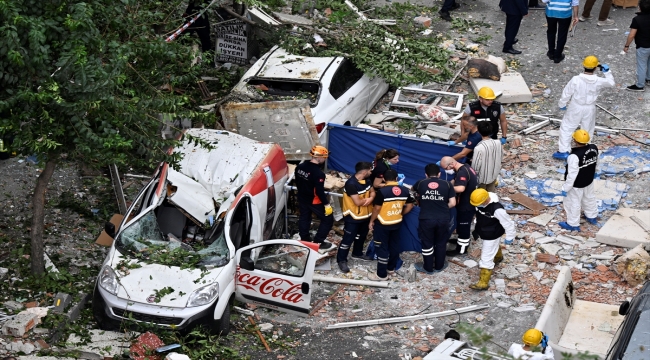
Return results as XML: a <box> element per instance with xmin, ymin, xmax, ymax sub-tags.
<box><xmin>562</xmin><ymin>152</ymin><xmax>598</xmax><ymax>227</ymax></box>
<box><xmin>477</xmin><ymin>193</ymin><xmax>517</xmax><ymax>270</ymax></box>
<box><xmin>508</xmin><ymin>343</ymin><xmax>555</xmax><ymax>359</ymax></box>
<box><xmin>557</xmin><ymin>71</ymin><xmax>615</xmax><ymax>153</ymax></box>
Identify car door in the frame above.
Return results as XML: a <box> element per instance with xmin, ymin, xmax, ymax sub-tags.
<box><xmin>329</xmin><ymin>59</ymin><xmax>371</xmax><ymax>126</ymax></box>
<box><xmin>234</xmin><ymin>240</ymin><xmax>320</xmax><ymax>317</ymax></box>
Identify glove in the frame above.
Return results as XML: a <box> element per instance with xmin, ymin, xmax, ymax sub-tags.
<box><xmin>324</xmin><ymin>204</ymin><xmax>333</xmax><ymax>216</ymax></box>
<box><xmin>500</xmin><ymin>137</ymin><xmax>507</xmax><ymax>145</ymax></box>
<box><xmin>397</xmin><ymin>173</ymin><xmax>405</xmax><ymax>186</ymax></box>
<box><xmin>541</xmin><ymin>334</ymin><xmax>549</xmax><ymax>349</ymax></box>
<box><xmin>436</xmin><ymin>160</ymin><xmax>441</xmax><ymax>166</ymax></box>
<box><xmin>461</xmin><ymin>141</ymin><xmax>467</xmax><ymax>146</ymax></box>
<box><xmin>561</xmin><ymin>191</ymin><xmax>567</xmax><ymax>197</ymax></box>
<box><xmin>504</xmin><ymin>238</ymin><xmax>513</xmax><ymax>245</ymax></box>
<box><xmin>447</xmin><ymin>140</ymin><xmax>456</xmax><ymax>146</ymax></box>
<box><xmin>559</xmin><ymin>106</ymin><xmax>567</xmax><ymax>111</ymax></box>
<box><xmin>600</xmin><ymin>64</ymin><xmax>610</xmax><ymax>73</ymax></box>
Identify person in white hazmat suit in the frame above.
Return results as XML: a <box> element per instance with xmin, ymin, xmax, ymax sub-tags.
<box><xmin>559</xmin><ymin>129</ymin><xmax>599</xmax><ymax>231</ymax></box>
<box><xmin>552</xmin><ymin>55</ymin><xmax>614</xmax><ymax>160</ymax></box>
<box><xmin>467</xmin><ymin>189</ymin><xmax>516</xmax><ymax>290</ymax></box>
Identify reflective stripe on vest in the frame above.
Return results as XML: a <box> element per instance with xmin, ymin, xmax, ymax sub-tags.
<box><xmin>546</xmin><ymin>0</ymin><xmax>572</xmax><ymax>18</ymax></box>
<box><xmin>342</xmin><ymin>180</ymin><xmax>373</xmax><ymax>220</ymax></box>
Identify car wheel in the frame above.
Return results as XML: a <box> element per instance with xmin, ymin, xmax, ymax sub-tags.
<box><xmin>272</xmin><ymin>209</ymin><xmax>286</xmax><ymax>239</ymax></box>
<box><xmin>92</xmin><ymin>284</ymin><xmax>120</xmax><ymax>331</ymax></box>
<box><xmin>211</xmin><ymin>301</ymin><xmax>231</xmax><ymax>336</ymax></box>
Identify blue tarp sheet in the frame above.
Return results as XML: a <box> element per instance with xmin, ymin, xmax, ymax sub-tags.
<box><xmin>522</xmin><ymin>178</ymin><xmax>628</xmax><ymax>212</ymax></box>
<box><xmin>326</xmin><ymin>123</ymin><xmax>464</xmax><ymax>185</ymax></box>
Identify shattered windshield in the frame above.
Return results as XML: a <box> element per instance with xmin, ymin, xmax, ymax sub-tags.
<box><xmin>115</xmin><ymin>209</ymin><xmax>229</xmax><ymax>268</ymax></box>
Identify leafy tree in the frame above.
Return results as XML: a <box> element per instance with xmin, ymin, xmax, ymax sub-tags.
<box><xmin>0</xmin><ymin>0</ymin><xmax>211</xmax><ymax>274</ymax></box>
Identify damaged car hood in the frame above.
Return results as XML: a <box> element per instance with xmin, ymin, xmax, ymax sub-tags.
<box><xmin>114</xmin><ymin>260</ymin><xmax>222</xmax><ymax>308</ymax></box>
<box><xmin>166</xmin><ymin>129</ymin><xmax>276</xmax><ymax>225</ymax></box>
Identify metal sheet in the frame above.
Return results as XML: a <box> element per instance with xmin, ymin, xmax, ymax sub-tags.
<box><xmin>220</xmin><ymin>100</ymin><xmax>321</xmax><ymax>161</ymax></box>
<box><xmin>391</xmin><ymin>87</ymin><xmax>464</xmax><ymax>112</ymax></box>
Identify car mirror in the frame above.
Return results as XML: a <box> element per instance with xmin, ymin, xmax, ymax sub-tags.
<box><xmin>104</xmin><ymin>222</ymin><xmax>116</xmax><ymax>238</ymax></box>
<box><xmin>239</xmin><ymin>256</ymin><xmax>254</xmax><ymax>271</ymax></box>
<box><xmin>619</xmin><ymin>301</ymin><xmax>630</xmax><ymax>316</ymax></box>
<box><xmin>301</xmin><ymin>282</ymin><xmax>309</xmax><ymax>294</ymax></box>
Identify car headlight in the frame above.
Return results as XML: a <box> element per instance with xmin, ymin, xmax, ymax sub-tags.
<box><xmin>187</xmin><ymin>283</ymin><xmax>219</xmax><ymax>307</ymax></box>
<box><xmin>98</xmin><ymin>265</ymin><xmax>119</xmax><ymax>295</ymax></box>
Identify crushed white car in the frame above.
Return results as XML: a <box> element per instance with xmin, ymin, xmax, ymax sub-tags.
<box><xmin>93</xmin><ymin>129</ymin><xmax>321</xmax><ymax>334</ymax></box>
<box><xmin>229</xmin><ymin>46</ymin><xmax>389</xmax><ymax>142</ymax></box>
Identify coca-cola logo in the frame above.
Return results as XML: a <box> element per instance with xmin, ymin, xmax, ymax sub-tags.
<box><xmin>392</xmin><ymin>186</ymin><xmax>401</xmax><ymax>196</ymax></box>
<box><xmin>428</xmin><ymin>182</ymin><xmax>439</xmax><ymax>189</ymax></box>
<box><xmin>236</xmin><ymin>266</ymin><xmax>304</xmax><ymax>304</ymax></box>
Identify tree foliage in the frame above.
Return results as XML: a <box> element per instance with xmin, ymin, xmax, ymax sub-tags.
<box><xmin>0</xmin><ymin>0</ymin><xmax>213</xmax><ymax>273</ymax></box>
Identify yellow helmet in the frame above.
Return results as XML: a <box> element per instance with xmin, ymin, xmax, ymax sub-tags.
<box><xmin>478</xmin><ymin>87</ymin><xmax>496</xmax><ymax>100</ymax></box>
<box><xmin>583</xmin><ymin>55</ymin><xmax>599</xmax><ymax>69</ymax></box>
<box><xmin>572</xmin><ymin>129</ymin><xmax>590</xmax><ymax>144</ymax></box>
<box><xmin>310</xmin><ymin>145</ymin><xmax>329</xmax><ymax>158</ymax></box>
<box><xmin>522</xmin><ymin>329</ymin><xmax>543</xmax><ymax>346</ymax></box>
<box><xmin>470</xmin><ymin>188</ymin><xmax>489</xmax><ymax>207</ymax></box>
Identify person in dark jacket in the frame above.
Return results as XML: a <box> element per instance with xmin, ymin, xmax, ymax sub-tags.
<box><xmin>500</xmin><ymin>0</ymin><xmax>529</xmax><ymax>54</ymax></box>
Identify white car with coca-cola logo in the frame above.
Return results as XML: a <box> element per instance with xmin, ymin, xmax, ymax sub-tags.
<box><xmin>92</xmin><ymin>129</ymin><xmax>321</xmax><ymax>335</ymax></box>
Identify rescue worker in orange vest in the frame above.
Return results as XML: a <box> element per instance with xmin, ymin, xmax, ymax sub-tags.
<box><xmin>295</xmin><ymin>145</ymin><xmax>335</xmax><ymax>252</ymax></box>
<box><xmin>468</xmin><ymin>188</ymin><xmax>516</xmax><ymax>290</ymax></box>
<box><xmin>368</xmin><ymin>169</ymin><xmax>415</xmax><ymax>281</ymax></box>
<box><xmin>337</xmin><ymin>162</ymin><xmax>376</xmax><ymax>273</ymax></box>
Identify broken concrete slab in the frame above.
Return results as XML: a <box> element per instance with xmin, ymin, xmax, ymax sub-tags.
<box><xmin>540</xmin><ymin>243</ymin><xmax>562</xmax><ymax>256</ymax></box>
<box><xmin>596</xmin><ymin>208</ymin><xmax>650</xmax><ymax>248</ymax></box>
<box><xmin>612</xmin><ymin>244</ymin><xmax>650</xmax><ymax>286</ymax></box>
<box><xmin>555</xmin><ymin>235</ymin><xmax>581</xmax><ymax>246</ymax></box>
<box><xmin>469</xmin><ymin>71</ymin><xmax>533</xmax><ymax>103</ymax></box>
<box><xmin>1</xmin><ymin>311</ymin><xmax>41</xmax><ymax>336</ymax></box>
<box><xmin>67</xmin><ymin>330</ymin><xmax>134</xmax><ymax>358</ymax></box>
<box><xmin>528</xmin><ymin>212</ymin><xmax>555</xmax><ymax>226</ymax></box>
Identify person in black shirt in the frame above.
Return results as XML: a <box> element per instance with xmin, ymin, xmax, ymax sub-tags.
<box><xmin>369</xmin><ymin>149</ymin><xmax>400</xmax><ymax>189</ymax></box>
<box><xmin>451</xmin><ymin>117</ymin><xmax>482</xmax><ymax>165</ymax></box>
<box><xmin>413</xmin><ymin>164</ymin><xmax>456</xmax><ymax>274</ymax></box>
<box><xmin>440</xmin><ymin>156</ymin><xmax>478</xmax><ymax>256</ymax></box>
<box><xmin>337</xmin><ymin>162</ymin><xmax>376</xmax><ymax>273</ymax></box>
<box><xmin>623</xmin><ymin>0</ymin><xmax>650</xmax><ymax>91</ymax></box>
<box><xmin>294</xmin><ymin>146</ymin><xmax>335</xmax><ymax>251</ymax></box>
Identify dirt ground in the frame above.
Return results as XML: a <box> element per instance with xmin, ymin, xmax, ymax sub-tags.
<box><xmin>2</xmin><ymin>0</ymin><xmax>650</xmax><ymax>359</ymax></box>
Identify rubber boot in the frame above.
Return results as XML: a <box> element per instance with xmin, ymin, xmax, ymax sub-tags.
<box><xmin>494</xmin><ymin>247</ymin><xmax>504</xmax><ymax>265</ymax></box>
<box><xmin>469</xmin><ymin>268</ymin><xmax>493</xmax><ymax>290</ymax></box>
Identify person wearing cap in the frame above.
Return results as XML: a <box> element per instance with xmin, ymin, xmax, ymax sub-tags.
<box><xmin>508</xmin><ymin>328</ymin><xmax>555</xmax><ymax>359</ymax></box>
<box><xmin>553</xmin><ymin>55</ymin><xmax>614</xmax><ymax>160</ymax></box>
<box><xmin>295</xmin><ymin>145</ymin><xmax>335</xmax><ymax>252</ymax></box>
<box><xmin>468</xmin><ymin>188</ymin><xmax>516</xmax><ymax>290</ymax></box>
<box><xmin>337</xmin><ymin>161</ymin><xmax>376</xmax><ymax>273</ymax></box>
<box><xmin>367</xmin><ymin>169</ymin><xmax>415</xmax><ymax>281</ymax></box>
<box><xmin>413</xmin><ymin>163</ymin><xmax>456</xmax><ymax>275</ymax></box>
<box><xmin>559</xmin><ymin>129</ymin><xmax>599</xmax><ymax>232</ymax></box>
<box><xmin>463</xmin><ymin>87</ymin><xmax>508</xmax><ymax>144</ymax></box>
<box><xmin>439</xmin><ymin>156</ymin><xmax>478</xmax><ymax>256</ymax></box>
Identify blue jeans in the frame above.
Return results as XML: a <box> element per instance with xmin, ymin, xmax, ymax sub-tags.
<box><xmin>337</xmin><ymin>220</ymin><xmax>370</xmax><ymax>263</ymax></box>
<box><xmin>636</xmin><ymin>47</ymin><xmax>650</xmax><ymax>88</ymax></box>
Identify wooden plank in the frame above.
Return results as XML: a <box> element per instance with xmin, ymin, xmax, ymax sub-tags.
<box><xmin>506</xmin><ymin>209</ymin><xmax>539</xmax><ymax>215</ymax></box>
<box><xmin>510</xmin><ymin>193</ymin><xmax>546</xmax><ymax>212</ymax></box>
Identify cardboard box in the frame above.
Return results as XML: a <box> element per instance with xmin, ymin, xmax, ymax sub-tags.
<box><xmin>612</xmin><ymin>0</ymin><xmax>638</xmax><ymax>8</ymax></box>
<box><xmin>95</xmin><ymin>214</ymin><xmax>124</xmax><ymax>246</ymax></box>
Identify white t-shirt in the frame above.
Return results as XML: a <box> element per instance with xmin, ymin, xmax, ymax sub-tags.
<box><xmin>508</xmin><ymin>343</ymin><xmax>555</xmax><ymax>360</ymax></box>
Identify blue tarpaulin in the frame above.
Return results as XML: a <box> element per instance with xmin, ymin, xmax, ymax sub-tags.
<box><xmin>522</xmin><ymin>178</ymin><xmax>628</xmax><ymax>212</ymax></box>
<box><xmin>597</xmin><ymin>146</ymin><xmax>650</xmax><ymax>176</ymax></box>
<box><xmin>326</xmin><ymin>123</ymin><xmax>464</xmax><ymax>185</ymax></box>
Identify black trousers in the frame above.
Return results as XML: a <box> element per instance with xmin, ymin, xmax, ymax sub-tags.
<box><xmin>441</xmin><ymin>0</ymin><xmax>457</xmax><ymax>12</ymax></box>
<box><xmin>418</xmin><ymin>218</ymin><xmax>451</xmax><ymax>272</ymax></box>
<box><xmin>546</xmin><ymin>16</ymin><xmax>572</xmax><ymax>59</ymax></box>
<box><xmin>503</xmin><ymin>13</ymin><xmax>523</xmax><ymax>51</ymax></box>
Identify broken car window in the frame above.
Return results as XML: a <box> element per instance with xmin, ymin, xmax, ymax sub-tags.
<box><xmin>115</xmin><ymin>209</ymin><xmax>230</xmax><ymax>268</ymax></box>
<box><xmin>254</xmin><ymin>244</ymin><xmax>309</xmax><ymax>277</ymax></box>
<box><xmin>246</xmin><ymin>79</ymin><xmax>319</xmax><ymax>105</ymax></box>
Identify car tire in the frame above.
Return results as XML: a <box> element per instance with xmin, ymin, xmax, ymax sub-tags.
<box><xmin>211</xmin><ymin>300</ymin><xmax>231</xmax><ymax>336</ymax></box>
<box><xmin>272</xmin><ymin>209</ymin><xmax>286</xmax><ymax>239</ymax></box>
<box><xmin>92</xmin><ymin>284</ymin><xmax>120</xmax><ymax>331</ymax></box>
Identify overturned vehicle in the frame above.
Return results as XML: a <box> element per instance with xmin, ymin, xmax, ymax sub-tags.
<box><xmin>93</xmin><ymin>129</ymin><xmax>322</xmax><ymax>334</ymax></box>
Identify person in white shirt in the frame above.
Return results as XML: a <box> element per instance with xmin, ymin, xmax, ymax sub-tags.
<box><xmin>508</xmin><ymin>328</ymin><xmax>555</xmax><ymax>359</ymax></box>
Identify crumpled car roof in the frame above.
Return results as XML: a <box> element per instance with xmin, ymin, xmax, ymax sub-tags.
<box><xmin>255</xmin><ymin>47</ymin><xmax>336</xmax><ymax>81</ymax></box>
